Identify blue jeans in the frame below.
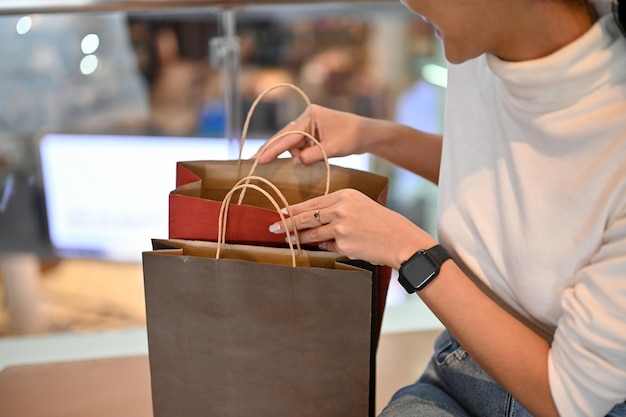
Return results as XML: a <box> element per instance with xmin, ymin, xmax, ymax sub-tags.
<box><xmin>378</xmin><ymin>330</ymin><xmax>626</xmax><ymax>417</ymax></box>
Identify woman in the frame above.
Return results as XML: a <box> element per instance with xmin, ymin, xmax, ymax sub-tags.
<box><xmin>257</xmin><ymin>0</ymin><xmax>626</xmax><ymax>416</ymax></box>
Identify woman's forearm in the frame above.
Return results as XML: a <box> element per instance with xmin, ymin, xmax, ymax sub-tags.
<box><xmin>419</xmin><ymin>261</ymin><xmax>560</xmax><ymax>417</ymax></box>
<box><xmin>362</xmin><ymin>118</ymin><xmax>443</xmax><ymax>184</ymax></box>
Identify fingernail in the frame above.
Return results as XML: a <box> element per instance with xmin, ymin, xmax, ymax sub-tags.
<box><xmin>318</xmin><ymin>242</ymin><xmax>328</xmax><ymax>251</ymax></box>
<box><xmin>269</xmin><ymin>223</ymin><xmax>282</xmax><ymax>233</ymax></box>
<box><xmin>285</xmin><ymin>235</ymin><xmax>297</xmax><ymax>244</ymax></box>
<box><xmin>280</xmin><ymin>208</ymin><xmax>288</xmax><ymax>215</ymax></box>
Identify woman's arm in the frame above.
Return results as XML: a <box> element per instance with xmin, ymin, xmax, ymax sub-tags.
<box><xmin>255</xmin><ymin>104</ymin><xmax>443</xmax><ymax>185</ymax></box>
<box><xmin>270</xmin><ymin>191</ymin><xmax>561</xmax><ymax>417</ymax></box>
<box><xmin>420</xmin><ymin>261</ymin><xmax>560</xmax><ymax>417</ymax></box>
<box><xmin>364</xmin><ymin>119</ymin><xmax>443</xmax><ymax>185</ymax></box>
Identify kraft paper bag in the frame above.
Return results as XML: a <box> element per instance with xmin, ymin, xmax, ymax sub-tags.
<box><xmin>142</xmin><ymin>238</ymin><xmax>377</xmax><ymax>417</ymax></box>
<box><xmin>169</xmin><ymin>158</ymin><xmax>389</xmax><ymax>247</ymax></box>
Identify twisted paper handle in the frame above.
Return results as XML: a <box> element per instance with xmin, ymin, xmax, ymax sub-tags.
<box><xmin>236</xmin><ymin>130</ymin><xmax>330</xmax><ymax>205</ymax></box>
<box><xmin>217</xmin><ymin>176</ymin><xmax>301</xmax><ymax>267</ymax></box>
<box><xmin>238</xmin><ymin>82</ymin><xmax>316</xmax><ymax>161</ymax></box>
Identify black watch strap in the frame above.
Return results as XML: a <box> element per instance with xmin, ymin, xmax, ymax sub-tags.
<box><xmin>427</xmin><ymin>244</ymin><xmax>451</xmax><ymax>266</ymax></box>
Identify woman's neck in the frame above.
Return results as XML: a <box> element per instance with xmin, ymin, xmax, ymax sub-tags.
<box><xmin>494</xmin><ymin>1</ymin><xmax>598</xmax><ymax>62</ymax></box>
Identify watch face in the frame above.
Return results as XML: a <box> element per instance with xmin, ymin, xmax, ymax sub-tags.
<box><xmin>402</xmin><ymin>250</ymin><xmax>439</xmax><ymax>291</ymax></box>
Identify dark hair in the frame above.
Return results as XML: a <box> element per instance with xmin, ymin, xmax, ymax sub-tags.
<box><xmin>615</xmin><ymin>0</ymin><xmax>626</xmax><ymax>36</ymax></box>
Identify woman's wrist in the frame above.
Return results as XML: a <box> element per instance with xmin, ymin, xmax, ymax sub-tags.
<box><xmin>391</xmin><ymin>232</ymin><xmax>439</xmax><ymax>271</ymax></box>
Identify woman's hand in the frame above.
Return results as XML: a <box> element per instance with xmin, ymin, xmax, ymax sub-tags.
<box><xmin>254</xmin><ymin>104</ymin><xmax>376</xmax><ymax>165</ymax></box>
<box><xmin>268</xmin><ymin>188</ymin><xmax>437</xmax><ymax>269</ymax></box>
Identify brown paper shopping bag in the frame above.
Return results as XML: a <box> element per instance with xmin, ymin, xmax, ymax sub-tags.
<box><xmin>144</xmin><ymin>181</ymin><xmax>377</xmax><ymax>417</ymax></box>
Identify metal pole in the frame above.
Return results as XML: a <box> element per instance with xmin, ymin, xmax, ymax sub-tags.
<box><xmin>210</xmin><ymin>9</ymin><xmax>241</xmax><ymax>155</ymax></box>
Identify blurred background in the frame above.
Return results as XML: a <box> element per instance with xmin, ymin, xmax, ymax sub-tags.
<box><xmin>0</xmin><ymin>1</ymin><xmax>446</xmax><ymax>340</ymax></box>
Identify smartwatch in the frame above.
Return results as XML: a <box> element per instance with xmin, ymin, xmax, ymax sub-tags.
<box><xmin>398</xmin><ymin>244</ymin><xmax>451</xmax><ymax>293</ymax></box>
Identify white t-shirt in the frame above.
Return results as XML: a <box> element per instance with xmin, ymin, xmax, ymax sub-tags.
<box><xmin>437</xmin><ymin>13</ymin><xmax>626</xmax><ymax>417</ymax></box>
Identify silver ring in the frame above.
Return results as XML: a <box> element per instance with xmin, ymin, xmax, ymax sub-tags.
<box><xmin>314</xmin><ymin>209</ymin><xmax>322</xmax><ymax>224</ymax></box>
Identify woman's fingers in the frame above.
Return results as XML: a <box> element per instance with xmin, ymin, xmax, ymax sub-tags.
<box><xmin>253</xmin><ymin>105</ymin><xmax>335</xmax><ymax>166</ymax></box>
<box><xmin>253</xmin><ymin>112</ymin><xmax>312</xmax><ymax>163</ymax></box>
<box><xmin>268</xmin><ymin>191</ymin><xmax>354</xmax><ymax>249</ymax></box>
<box><xmin>268</xmin><ymin>208</ymin><xmax>334</xmax><ymax>249</ymax></box>
<box><xmin>253</xmin><ymin>131</ymin><xmax>304</xmax><ymax>163</ymax></box>
<box><xmin>269</xmin><ymin>194</ymin><xmax>334</xmax><ymax>231</ymax></box>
